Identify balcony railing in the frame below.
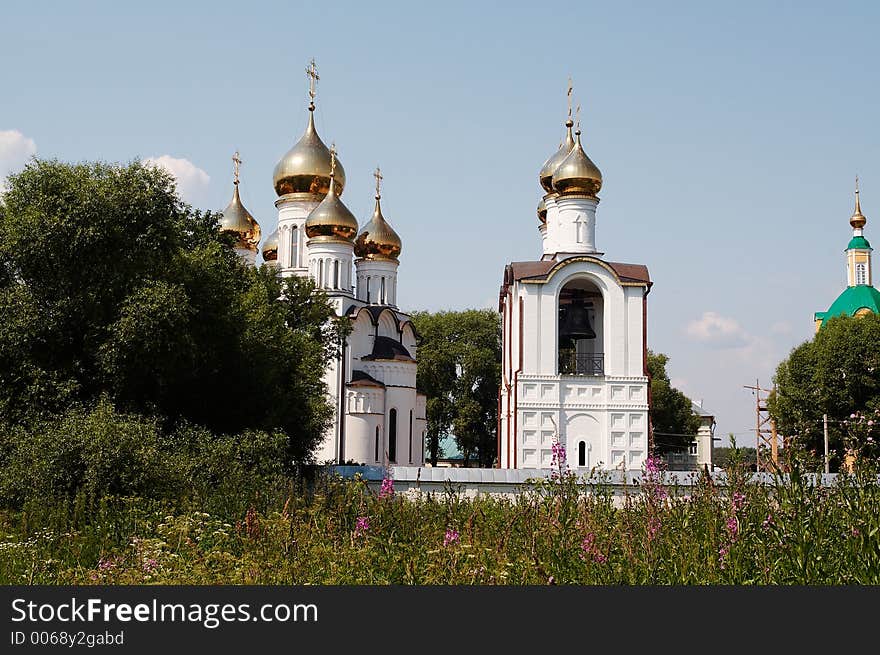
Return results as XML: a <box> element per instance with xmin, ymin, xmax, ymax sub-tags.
<box><xmin>559</xmin><ymin>352</ymin><xmax>604</xmax><ymax>376</ymax></box>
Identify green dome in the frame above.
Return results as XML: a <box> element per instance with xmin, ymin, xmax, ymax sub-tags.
<box><xmin>848</xmin><ymin>236</ymin><xmax>872</xmax><ymax>250</ymax></box>
<box><xmin>820</xmin><ymin>285</ymin><xmax>880</xmax><ymax>326</ymax></box>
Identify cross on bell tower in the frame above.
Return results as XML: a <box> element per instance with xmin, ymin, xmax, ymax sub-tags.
<box><xmin>232</xmin><ymin>151</ymin><xmax>242</xmax><ymax>186</ymax></box>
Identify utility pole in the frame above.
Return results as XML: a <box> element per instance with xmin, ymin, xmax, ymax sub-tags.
<box><xmin>823</xmin><ymin>413</ymin><xmax>830</xmax><ymax>474</ymax></box>
<box><xmin>744</xmin><ymin>380</ymin><xmax>782</xmax><ymax>472</ymax></box>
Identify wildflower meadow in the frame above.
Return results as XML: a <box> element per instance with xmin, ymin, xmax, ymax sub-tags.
<box><xmin>2</xmin><ymin>446</ymin><xmax>880</xmax><ymax>585</ymax></box>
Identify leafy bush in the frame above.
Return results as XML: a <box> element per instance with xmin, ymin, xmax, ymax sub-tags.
<box><xmin>0</xmin><ymin>400</ymin><xmax>289</xmax><ymax>510</ymax></box>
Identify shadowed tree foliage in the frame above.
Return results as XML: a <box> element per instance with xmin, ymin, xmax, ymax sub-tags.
<box><xmin>647</xmin><ymin>350</ymin><xmax>701</xmax><ymax>453</ymax></box>
<box><xmin>0</xmin><ymin>158</ymin><xmax>343</xmax><ymax>464</ymax></box>
<box><xmin>769</xmin><ymin>314</ymin><xmax>880</xmax><ymax>463</ymax></box>
<box><xmin>411</xmin><ymin>309</ymin><xmax>501</xmax><ymax>467</ymax></box>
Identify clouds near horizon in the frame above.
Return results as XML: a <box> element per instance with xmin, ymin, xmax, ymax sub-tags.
<box><xmin>0</xmin><ymin>130</ymin><xmax>37</xmax><ymax>192</ymax></box>
<box><xmin>143</xmin><ymin>155</ymin><xmax>210</xmax><ymax>205</ymax></box>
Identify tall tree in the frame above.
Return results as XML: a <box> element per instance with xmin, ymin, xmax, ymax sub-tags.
<box><xmin>0</xmin><ymin>158</ymin><xmax>342</xmax><ymax>463</ymax></box>
<box><xmin>411</xmin><ymin>309</ymin><xmax>501</xmax><ymax>467</ymax></box>
<box><xmin>646</xmin><ymin>349</ymin><xmax>701</xmax><ymax>453</ymax></box>
<box><xmin>769</xmin><ymin>314</ymin><xmax>880</xmax><ymax>462</ymax></box>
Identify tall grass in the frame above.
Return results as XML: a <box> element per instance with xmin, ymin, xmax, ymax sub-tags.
<box><xmin>2</xmin><ymin>455</ymin><xmax>879</xmax><ymax>585</ymax></box>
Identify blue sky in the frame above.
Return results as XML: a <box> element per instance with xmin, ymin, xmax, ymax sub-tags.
<box><xmin>3</xmin><ymin>0</ymin><xmax>879</xmax><ymax>445</ymax></box>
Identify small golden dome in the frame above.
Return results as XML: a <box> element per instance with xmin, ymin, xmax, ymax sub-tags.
<box><xmin>220</xmin><ymin>184</ymin><xmax>261</xmax><ymax>251</ymax></box>
<box><xmin>537</xmin><ymin>197</ymin><xmax>547</xmax><ymax>223</ymax></box>
<box><xmin>355</xmin><ymin>195</ymin><xmax>401</xmax><ymax>261</ymax></box>
<box><xmin>539</xmin><ymin>119</ymin><xmax>575</xmax><ymax>193</ymax></box>
<box><xmin>305</xmin><ymin>160</ymin><xmax>358</xmax><ymax>242</ymax></box>
<box><xmin>262</xmin><ymin>228</ymin><xmax>279</xmax><ymax>262</ymax></box>
<box><xmin>851</xmin><ymin>180</ymin><xmax>867</xmax><ymax>229</ymax></box>
<box><xmin>552</xmin><ymin>129</ymin><xmax>602</xmax><ymax>198</ymax></box>
<box><xmin>273</xmin><ymin>107</ymin><xmax>346</xmax><ymax>199</ymax></box>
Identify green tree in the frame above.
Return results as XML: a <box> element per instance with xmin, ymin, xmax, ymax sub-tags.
<box><xmin>0</xmin><ymin>158</ymin><xmax>342</xmax><ymax>463</ymax></box>
<box><xmin>646</xmin><ymin>349</ymin><xmax>701</xmax><ymax>453</ymax></box>
<box><xmin>769</xmin><ymin>313</ymin><xmax>880</xmax><ymax>462</ymax></box>
<box><xmin>411</xmin><ymin>309</ymin><xmax>501</xmax><ymax>467</ymax></box>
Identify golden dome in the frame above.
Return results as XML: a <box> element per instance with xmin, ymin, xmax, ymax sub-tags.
<box><xmin>355</xmin><ymin>195</ymin><xmax>402</xmax><ymax>261</ymax></box>
<box><xmin>262</xmin><ymin>228</ymin><xmax>279</xmax><ymax>262</ymax></box>
<box><xmin>851</xmin><ymin>179</ymin><xmax>867</xmax><ymax>229</ymax></box>
<box><xmin>305</xmin><ymin>156</ymin><xmax>358</xmax><ymax>242</ymax></box>
<box><xmin>552</xmin><ymin>129</ymin><xmax>602</xmax><ymax>198</ymax></box>
<box><xmin>273</xmin><ymin>107</ymin><xmax>346</xmax><ymax>199</ymax></box>
<box><xmin>220</xmin><ymin>184</ymin><xmax>261</xmax><ymax>251</ymax></box>
<box><xmin>537</xmin><ymin>197</ymin><xmax>547</xmax><ymax>223</ymax></box>
<box><xmin>539</xmin><ymin>119</ymin><xmax>575</xmax><ymax>193</ymax></box>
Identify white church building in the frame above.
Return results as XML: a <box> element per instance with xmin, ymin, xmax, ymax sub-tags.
<box><xmin>497</xmin><ymin>103</ymin><xmax>652</xmax><ymax>472</ymax></box>
<box><xmin>219</xmin><ymin>63</ymin><xmax>426</xmax><ymax>467</ymax></box>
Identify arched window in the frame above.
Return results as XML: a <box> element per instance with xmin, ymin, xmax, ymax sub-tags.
<box><xmin>366</xmin><ymin>277</ymin><xmax>371</xmax><ymax>304</ymax></box>
<box><xmin>333</xmin><ymin>260</ymin><xmax>340</xmax><ymax>289</ymax></box>
<box><xmin>409</xmin><ymin>409</ymin><xmax>414</xmax><ymax>463</ymax></box>
<box><xmin>856</xmin><ymin>262</ymin><xmax>867</xmax><ymax>286</ymax></box>
<box><xmin>578</xmin><ymin>441</ymin><xmax>586</xmax><ymax>467</ymax></box>
<box><xmin>381</xmin><ymin>277</ymin><xmax>386</xmax><ymax>305</ymax></box>
<box><xmin>388</xmin><ymin>409</ymin><xmax>397</xmax><ymax>463</ymax></box>
<box><xmin>317</xmin><ymin>259</ymin><xmax>324</xmax><ymax>287</ymax></box>
<box><xmin>375</xmin><ymin>426</ymin><xmax>380</xmax><ymax>463</ymax></box>
<box><xmin>290</xmin><ymin>226</ymin><xmax>298</xmax><ymax>268</ymax></box>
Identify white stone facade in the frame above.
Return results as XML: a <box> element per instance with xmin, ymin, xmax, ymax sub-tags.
<box><xmin>271</xmin><ymin>194</ymin><xmax>426</xmax><ymax>467</ymax></box>
<box><xmin>500</xmin><ymin>187</ymin><xmax>652</xmax><ymax>471</ymax></box>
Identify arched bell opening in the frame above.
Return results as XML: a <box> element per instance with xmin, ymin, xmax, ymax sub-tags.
<box><xmin>558</xmin><ymin>278</ymin><xmax>604</xmax><ymax>375</ymax></box>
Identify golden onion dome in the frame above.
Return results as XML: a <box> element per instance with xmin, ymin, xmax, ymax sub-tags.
<box><xmin>220</xmin><ymin>184</ymin><xmax>261</xmax><ymax>251</ymax></box>
<box><xmin>539</xmin><ymin>119</ymin><xmax>575</xmax><ymax>193</ymax></box>
<box><xmin>261</xmin><ymin>228</ymin><xmax>279</xmax><ymax>262</ymax></box>
<box><xmin>305</xmin><ymin>164</ymin><xmax>358</xmax><ymax>242</ymax></box>
<box><xmin>552</xmin><ymin>129</ymin><xmax>602</xmax><ymax>198</ymax></box>
<box><xmin>537</xmin><ymin>197</ymin><xmax>547</xmax><ymax>224</ymax></box>
<box><xmin>851</xmin><ymin>180</ymin><xmax>867</xmax><ymax>229</ymax></box>
<box><xmin>273</xmin><ymin>106</ymin><xmax>346</xmax><ymax>199</ymax></box>
<box><xmin>355</xmin><ymin>195</ymin><xmax>402</xmax><ymax>261</ymax></box>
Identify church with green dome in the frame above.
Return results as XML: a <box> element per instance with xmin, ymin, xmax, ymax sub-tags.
<box><xmin>814</xmin><ymin>180</ymin><xmax>879</xmax><ymax>332</ymax></box>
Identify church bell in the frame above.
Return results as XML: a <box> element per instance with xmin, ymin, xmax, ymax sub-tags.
<box><xmin>559</xmin><ymin>292</ymin><xmax>596</xmax><ymax>344</ymax></box>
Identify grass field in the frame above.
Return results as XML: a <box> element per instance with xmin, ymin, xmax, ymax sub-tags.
<box><xmin>2</xmin><ymin>453</ymin><xmax>879</xmax><ymax>585</ymax></box>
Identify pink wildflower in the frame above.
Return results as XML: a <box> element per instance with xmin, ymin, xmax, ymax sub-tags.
<box><xmin>354</xmin><ymin>516</ymin><xmax>370</xmax><ymax>537</ymax></box>
<box><xmin>378</xmin><ymin>477</ymin><xmax>394</xmax><ymax>499</ymax></box>
<box><xmin>762</xmin><ymin>513</ymin><xmax>773</xmax><ymax>530</ymax></box>
<box><xmin>142</xmin><ymin>558</ymin><xmax>159</xmax><ymax>573</ymax></box>
<box><xmin>732</xmin><ymin>491</ymin><xmax>746</xmax><ymax>510</ymax></box>
<box><xmin>443</xmin><ymin>528</ymin><xmax>460</xmax><ymax>547</ymax></box>
<box><xmin>648</xmin><ymin>516</ymin><xmax>661</xmax><ymax>540</ymax></box>
<box><xmin>726</xmin><ymin>516</ymin><xmax>739</xmax><ymax>538</ymax></box>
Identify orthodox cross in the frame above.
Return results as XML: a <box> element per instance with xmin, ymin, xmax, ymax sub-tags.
<box><xmin>567</xmin><ymin>76</ymin><xmax>573</xmax><ymax>120</ymax></box>
<box><xmin>374</xmin><ymin>166</ymin><xmax>383</xmax><ymax>198</ymax></box>
<box><xmin>306</xmin><ymin>58</ymin><xmax>319</xmax><ymax>106</ymax></box>
<box><xmin>232</xmin><ymin>151</ymin><xmax>242</xmax><ymax>186</ymax></box>
<box><xmin>576</xmin><ymin>104</ymin><xmax>582</xmax><ymax>134</ymax></box>
<box><xmin>329</xmin><ymin>143</ymin><xmax>337</xmax><ymax>178</ymax></box>
<box><xmin>856</xmin><ymin>174</ymin><xmax>860</xmax><ymax>195</ymax></box>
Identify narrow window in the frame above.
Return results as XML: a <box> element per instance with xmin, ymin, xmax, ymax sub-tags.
<box><xmin>333</xmin><ymin>260</ymin><xmax>340</xmax><ymax>289</ymax></box>
<box><xmin>366</xmin><ymin>277</ymin><xmax>371</xmax><ymax>304</ymax></box>
<box><xmin>578</xmin><ymin>441</ymin><xmax>586</xmax><ymax>467</ymax></box>
<box><xmin>388</xmin><ymin>409</ymin><xmax>397</xmax><ymax>463</ymax></box>
<box><xmin>375</xmin><ymin>426</ymin><xmax>380</xmax><ymax>462</ymax></box>
<box><xmin>409</xmin><ymin>409</ymin><xmax>414</xmax><ymax>463</ymax></box>
<box><xmin>317</xmin><ymin>259</ymin><xmax>324</xmax><ymax>287</ymax></box>
<box><xmin>290</xmin><ymin>226</ymin><xmax>298</xmax><ymax>268</ymax></box>
<box><xmin>856</xmin><ymin>262</ymin><xmax>867</xmax><ymax>286</ymax></box>
<box><xmin>381</xmin><ymin>277</ymin><xmax>386</xmax><ymax>304</ymax></box>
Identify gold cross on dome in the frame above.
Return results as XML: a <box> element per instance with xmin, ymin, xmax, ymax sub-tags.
<box><xmin>329</xmin><ymin>143</ymin><xmax>337</xmax><ymax>177</ymax></box>
<box><xmin>232</xmin><ymin>151</ymin><xmax>242</xmax><ymax>185</ymax></box>
<box><xmin>576</xmin><ymin>104</ymin><xmax>581</xmax><ymax>133</ymax></box>
<box><xmin>374</xmin><ymin>166</ymin><xmax>383</xmax><ymax>198</ymax></box>
<box><xmin>306</xmin><ymin>58</ymin><xmax>319</xmax><ymax>104</ymax></box>
<box><xmin>856</xmin><ymin>175</ymin><xmax>860</xmax><ymax>194</ymax></box>
<box><xmin>567</xmin><ymin>76</ymin><xmax>573</xmax><ymax>119</ymax></box>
